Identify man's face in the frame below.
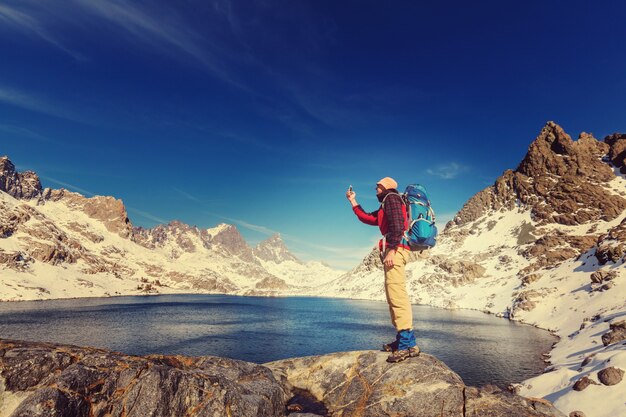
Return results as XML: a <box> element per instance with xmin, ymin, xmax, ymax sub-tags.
<box><xmin>376</xmin><ymin>184</ymin><xmax>383</xmax><ymax>196</ymax></box>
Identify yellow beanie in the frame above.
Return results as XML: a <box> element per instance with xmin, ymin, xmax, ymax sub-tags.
<box><xmin>377</xmin><ymin>177</ymin><xmax>398</xmax><ymax>190</ymax></box>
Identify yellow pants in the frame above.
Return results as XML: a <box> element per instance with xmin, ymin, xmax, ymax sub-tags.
<box><xmin>384</xmin><ymin>247</ymin><xmax>413</xmax><ymax>331</ymax></box>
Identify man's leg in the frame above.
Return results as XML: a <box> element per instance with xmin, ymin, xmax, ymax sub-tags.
<box><xmin>384</xmin><ymin>248</ymin><xmax>418</xmax><ymax>362</ymax></box>
<box><xmin>384</xmin><ymin>248</ymin><xmax>412</xmax><ymax>331</ymax></box>
<box><xmin>384</xmin><ymin>276</ymin><xmax>397</xmax><ymax>329</ymax></box>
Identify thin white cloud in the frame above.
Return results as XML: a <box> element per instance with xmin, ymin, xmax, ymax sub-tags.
<box><xmin>0</xmin><ymin>4</ymin><xmax>83</xmax><ymax>60</ymax></box>
<box><xmin>0</xmin><ymin>86</ymin><xmax>80</xmax><ymax>122</ymax></box>
<box><xmin>287</xmin><ymin>237</ymin><xmax>374</xmax><ymax>257</ymax></box>
<box><xmin>0</xmin><ymin>123</ymin><xmax>53</xmax><ymax>142</ymax></box>
<box><xmin>40</xmin><ymin>175</ymin><xmax>95</xmax><ymax>196</ymax></box>
<box><xmin>126</xmin><ymin>207</ymin><xmax>168</xmax><ymax>224</ymax></box>
<box><xmin>1</xmin><ymin>1</ymin><xmax>245</xmax><ymax>89</ymax></box>
<box><xmin>71</xmin><ymin>0</ymin><xmax>246</xmax><ymax>89</ymax></box>
<box><xmin>172</xmin><ymin>187</ymin><xmax>200</xmax><ymax>202</ymax></box>
<box><xmin>206</xmin><ymin>212</ymin><xmax>280</xmax><ymax>236</ymax></box>
<box><xmin>426</xmin><ymin>162</ymin><xmax>469</xmax><ymax>180</ymax></box>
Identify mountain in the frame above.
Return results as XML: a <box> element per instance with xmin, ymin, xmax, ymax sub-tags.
<box><xmin>0</xmin><ymin>161</ymin><xmax>342</xmax><ymax>300</ymax></box>
<box><xmin>315</xmin><ymin>122</ymin><xmax>626</xmax><ymax>417</ymax></box>
<box><xmin>253</xmin><ymin>234</ymin><xmax>301</xmax><ymax>264</ymax></box>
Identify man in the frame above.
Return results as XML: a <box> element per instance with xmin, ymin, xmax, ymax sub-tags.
<box><xmin>346</xmin><ymin>177</ymin><xmax>419</xmax><ymax>363</ymax></box>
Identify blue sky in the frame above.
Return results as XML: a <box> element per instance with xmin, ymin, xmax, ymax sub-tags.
<box><xmin>1</xmin><ymin>1</ymin><xmax>625</xmax><ymax>269</ymax></box>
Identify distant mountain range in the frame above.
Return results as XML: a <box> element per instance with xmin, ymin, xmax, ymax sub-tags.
<box><xmin>0</xmin><ymin>156</ymin><xmax>340</xmax><ymax>300</ymax></box>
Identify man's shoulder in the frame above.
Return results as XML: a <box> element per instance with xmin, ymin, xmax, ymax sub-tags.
<box><xmin>383</xmin><ymin>192</ymin><xmax>403</xmax><ymax>204</ymax></box>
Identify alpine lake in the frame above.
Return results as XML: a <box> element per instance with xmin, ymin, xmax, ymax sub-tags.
<box><xmin>0</xmin><ymin>294</ymin><xmax>557</xmax><ymax>387</ymax></box>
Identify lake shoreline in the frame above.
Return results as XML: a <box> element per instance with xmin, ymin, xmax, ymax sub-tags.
<box><xmin>0</xmin><ymin>292</ymin><xmax>558</xmax><ymax>389</ymax></box>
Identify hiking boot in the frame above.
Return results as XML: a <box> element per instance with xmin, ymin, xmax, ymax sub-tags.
<box><xmin>409</xmin><ymin>345</ymin><xmax>420</xmax><ymax>357</ymax></box>
<box><xmin>387</xmin><ymin>349</ymin><xmax>411</xmax><ymax>363</ymax></box>
<box><xmin>382</xmin><ymin>340</ymin><xmax>398</xmax><ymax>352</ymax></box>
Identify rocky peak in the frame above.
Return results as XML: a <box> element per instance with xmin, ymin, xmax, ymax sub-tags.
<box><xmin>451</xmin><ymin>122</ymin><xmax>626</xmax><ymax>228</ymax></box>
<box><xmin>0</xmin><ymin>156</ymin><xmax>43</xmax><ymax>200</ymax></box>
<box><xmin>205</xmin><ymin>223</ymin><xmax>234</xmax><ymax>239</ymax></box>
<box><xmin>207</xmin><ymin>223</ymin><xmax>257</xmax><ymax>263</ymax></box>
<box><xmin>516</xmin><ymin>122</ymin><xmax>612</xmax><ymax>181</ymax></box>
<box><xmin>132</xmin><ymin>220</ymin><xmax>200</xmax><ymax>252</ymax></box>
<box><xmin>43</xmin><ymin>188</ymin><xmax>133</xmax><ymax>239</ymax></box>
<box><xmin>253</xmin><ymin>234</ymin><xmax>301</xmax><ymax>264</ymax></box>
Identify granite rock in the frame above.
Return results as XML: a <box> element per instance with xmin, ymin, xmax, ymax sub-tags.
<box><xmin>601</xmin><ymin>320</ymin><xmax>626</xmax><ymax>346</ymax></box>
<box><xmin>0</xmin><ymin>339</ymin><xmax>287</xmax><ymax>417</ymax></box>
<box><xmin>597</xmin><ymin>366</ymin><xmax>624</xmax><ymax>386</ymax></box>
<box><xmin>266</xmin><ymin>350</ymin><xmax>565</xmax><ymax>417</ymax></box>
<box><xmin>0</xmin><ymin>156</ymin><xmax>43</xmax><ymax>200</ymax></box>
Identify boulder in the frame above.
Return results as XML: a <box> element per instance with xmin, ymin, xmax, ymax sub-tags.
<box><xmin>572</xmin><ymin>376</ymin><xmax>598</xmax><ymax>391</ymax></box>
<box><xmin>266</xmin><ymin>350</ymin><xmax>565</xmax><ymax>417</ymax></box>
<box><xmin>580</xmin><ymin>355</ymin><xmax>595</xmax><ymax>367</ymax></box>
<box><xmin>464</xmin><ymin>385</ymin><xmax>565</xmax><ymax>417</ymax></box>
<box><xmin>595</xmin><ymin>218</ymin><xmax>626</xmax><ymax>264</ymax></box>
<box><xmin>597</xmin><ymin>366</ymin><xmax>624</xmax><ymax>386</ymax></box>
<box><xmin>590</xmin><ymin>270</ymin><xmax>609</xmax><ymax>283</ymax></box>
<box><xmin>0</xmin><ymin>339</ymin><xmax>287</xmax><ymax>417</ymax></box>
<box><xmin>601</xmin><ymin>320</ymin><xmax>626</xmax><ymax>346</ymax></box>
<box><xmin>266</xmin><ymin>350</ymin><xmax>465</xmax><ymax>417</ymax></box>
<box><xmin>0</xmin><ymin>340</ymin><xmax>568</xmax><ymax>417</ymax></box>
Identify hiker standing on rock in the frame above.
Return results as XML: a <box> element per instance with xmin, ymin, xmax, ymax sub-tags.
<box><xmin>346</xmin><ymin>177</ymin><xmax>419</xmax><ymax>363</ymax></box>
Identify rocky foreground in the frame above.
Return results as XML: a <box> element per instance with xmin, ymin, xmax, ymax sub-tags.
<box><xmin>0</xmin><ymin>339</ymin><xmax>565</xmax><ymax>417</ymax></box>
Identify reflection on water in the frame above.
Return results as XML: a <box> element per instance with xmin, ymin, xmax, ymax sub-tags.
<box><xmin>0</xmin><ymin>294</ymin><xmax>556</xmax><ymax>387</ymax></box>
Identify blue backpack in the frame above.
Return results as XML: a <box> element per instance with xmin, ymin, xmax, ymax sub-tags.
<box><xmin>403</xmin><ymin>184</ymin><xmax>437</xmax><ymax>250</ymax></box>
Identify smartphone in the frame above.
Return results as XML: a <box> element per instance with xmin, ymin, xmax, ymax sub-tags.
<box><xmin>349</xmin><ymin>185</ymin><xmax>353</xmax><ymax>192</ymax></box>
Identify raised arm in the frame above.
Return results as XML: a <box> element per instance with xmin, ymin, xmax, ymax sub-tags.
<box><xmin>347</xmin><ymin>189</ymin><xmax>378</xmax><ymax>226</ymax></box>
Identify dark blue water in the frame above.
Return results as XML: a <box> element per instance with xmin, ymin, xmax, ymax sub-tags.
<box><xmin>0</xmin><ymin>294</ymin><xmax>556</xmax><ymax>387</ymax></box>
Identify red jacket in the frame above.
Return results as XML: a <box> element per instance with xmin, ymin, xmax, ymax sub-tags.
<box><xmin>353</xmin><ymin>192</ymin><xmax>409</xmax><ymax>251</ymax></box>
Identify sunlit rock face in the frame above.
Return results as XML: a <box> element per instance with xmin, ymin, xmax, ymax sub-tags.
<box><xmin>452</xmin><ymin>122</ymin><xmax>625</xmax><ymax>228</ymax></box>
<box><xmin>0</xmin><ymin>156</ymin><xmax>42</xmax><ymax>200</ymax></box>
<box><xmin>0</xmin><ymin>339</ymin><xmax>288</xmax><ymax>417</ymax></box>
<box><xmin>0</xmin><ymin>339</ymin><xmax>565</xmax><ymax>417</ymax></box>
<box><xmin>253</xmin><ymin>233</ymin><xmax>301</xmax><ymax>264</ymax></box>
<box><xmin>266</xmin><ymin>350</ymin><xmax>565</xmax><ymax>417</ymax></box>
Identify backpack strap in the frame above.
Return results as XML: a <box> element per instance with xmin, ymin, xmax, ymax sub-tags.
<box><xmin>380</xmin><ymin>191</ymin><xmax>403</xmax><ymax>209</ymax></box>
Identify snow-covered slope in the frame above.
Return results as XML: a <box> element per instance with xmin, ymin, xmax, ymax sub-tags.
<box><xmin>0</xmin><ymin>156</ymin><xmax>342</xmax><ymax>301</ymax></box>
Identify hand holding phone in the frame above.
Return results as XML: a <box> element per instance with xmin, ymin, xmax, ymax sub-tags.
<box><xmin>346</xmin><ymin>185</ymin><xmax>356</xmax><ymax>202</ymax></box>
